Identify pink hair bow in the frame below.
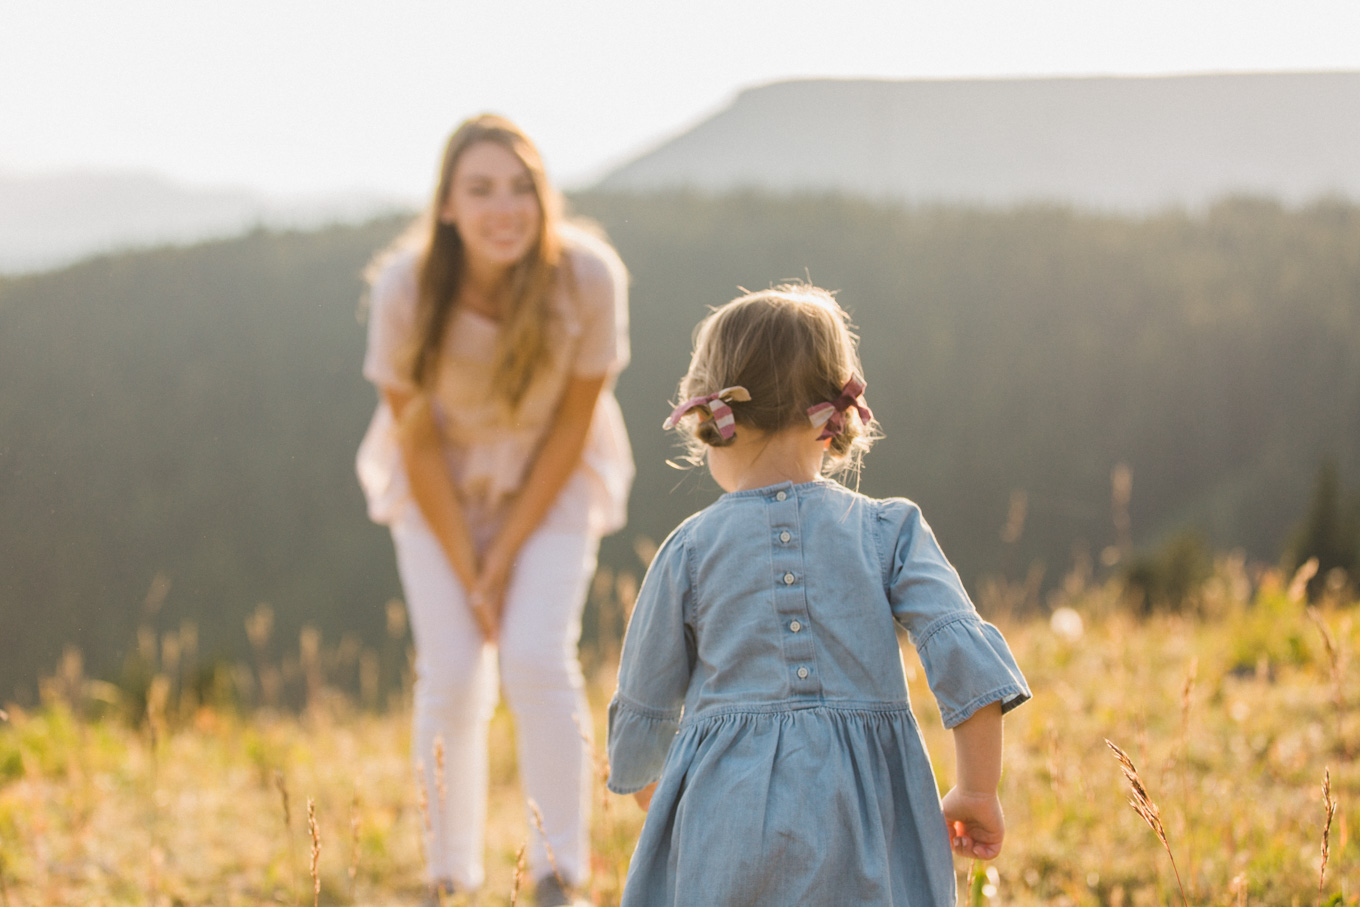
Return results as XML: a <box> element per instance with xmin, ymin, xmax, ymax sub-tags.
<box><xmin>807</xmin><ymin>376</ymin><xmax>872</xmax><ymax>440</ymax></box>
<box><xmin>662</xmin><ymin>385</ymin><xmax>752</xmax><ymax>440</ymax></box>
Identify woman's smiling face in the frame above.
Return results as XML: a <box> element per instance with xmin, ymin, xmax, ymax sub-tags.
<box><xmin>439</xmin><ymin>140</ymin><xmax>542</xmax><ymax>271</ymax></box>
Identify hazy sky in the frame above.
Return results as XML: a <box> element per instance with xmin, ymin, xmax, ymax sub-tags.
<box><xmin>4</xmin><ymin>1</ymin><xmax>1359</xmax><ymax>201</ymax></box>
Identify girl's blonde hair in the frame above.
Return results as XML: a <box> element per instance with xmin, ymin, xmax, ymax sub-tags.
<box><xmin>368</xmin><ymin>113</ymin><xmax>564</xmax><ymax>409</ymax></box>
<box><xmin>672</xmin><ymin>284</ymin><xmax>880</xmax><ymax>476</ymax></box>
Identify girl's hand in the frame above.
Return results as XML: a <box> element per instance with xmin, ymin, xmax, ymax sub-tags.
<box><xmin>632</xmin><ymin>782</ymin><xmax>657</xmax><ymax>812</ymax></box>
<box><xmin>941</xmin><ymin>787</ymin><xmax>1004</xmax><ymax>860</ymax></box>
<box><xmin>470</xmin><ymin>546</ymin><xmax>513</xmax><ymax>642</ymax></box>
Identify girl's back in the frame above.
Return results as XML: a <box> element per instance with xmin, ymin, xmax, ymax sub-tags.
<box><xmin>658</xmin><ymin>480</ymin><xmax>949</xmax><ymax>712</ymax></box>
<box><xmin>608</xmin><ymin>479</ymin><xmax>1027</xmax><ymax>905</ymax></box>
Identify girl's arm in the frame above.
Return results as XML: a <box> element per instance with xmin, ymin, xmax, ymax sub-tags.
<box><xmin>940</xmin><ymin>701</ymin><xmax>1005</xmax><ymax>860</ymax></box>
<box><xmin>385</xmin><ymin>388</ymin><xmax>491</xmax><ymax>638</ymax></box>
<box><xmin>632</xmin><ymin>781</ymin><xmax>656</xmax><ymax>812</ymax></box>
<box><xmin>475</xmin><ymin>374</ymin><xmax>606</xmax><ymax>621</ymax></box>
<box><xmin>606</xmin><ymin>523</ymin><xmax>694</xmax><ymax>799</ymax></box>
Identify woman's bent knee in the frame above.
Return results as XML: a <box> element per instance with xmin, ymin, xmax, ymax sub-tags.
<box><xmin>499</xmin><ymin>644</ymin><xmax>583</xmax><ymax>702</ymax></box>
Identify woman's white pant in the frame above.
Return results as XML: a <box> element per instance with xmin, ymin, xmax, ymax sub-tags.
<box><xmin>392</xmin><ymin>511</ymin><xmax>597</xmax><ymax>892</ymax></box>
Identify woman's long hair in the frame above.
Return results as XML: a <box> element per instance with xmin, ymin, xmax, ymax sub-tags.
<box><xmin>373</xmin><ymin>114</ymin><xmax>565</xmax><ymax>410</ymax></box>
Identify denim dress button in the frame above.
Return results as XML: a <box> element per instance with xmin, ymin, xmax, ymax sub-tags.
<box><xmin>779</xmin><ymin>531</ymin><xmax>791</xmax><ymax>543</ymax></box>
<box><xmin>789</xmin><ymin>620</ymin><xmax>802</xmax><ymax>632</ymax></box>
<box><xmin>775</xmin><ymin>491</ymin><xmax>787</xmax><ymax>501</ymax></box>
<box><xmin>796</xmin><ymin>666</ymin><xmax>809</xmax><ymax>679</ymax></box>
<box><xmin>783</xmin><ymin>572</ymin><xmax>796</xmax><ymax>585</ymax></box>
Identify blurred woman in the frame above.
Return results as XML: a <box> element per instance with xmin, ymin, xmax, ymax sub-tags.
<box><xmin>357</xmin><ymin>113</ymin><xmax>632</xmax><ymax>906</ymax></box>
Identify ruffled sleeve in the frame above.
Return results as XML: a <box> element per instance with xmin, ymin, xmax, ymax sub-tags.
<box><xmin>356</xmin><ymin>251</ymin><xmax>421</xmax><ymax>525</ymax></box>
<box><xmin>911</xmin><ymin>612</ymin><xmax>1030</xmax><ymax>728</ymax></box>
<box><xmin>362</xmin><ymin>251</ymin><xmax>419</xmax><ymax>393</ymax></box>
<box><xmin>880</xmin><ymin>500</ymin><xmax>1031</xmax><ymax>729</ymax></box>
<box><xmin>606</xmin><ymin>522</ymin><xmax>695</xmax><ymax>794</ymax></box>
<box><xmin>565</xmin><ymin>230</ymin><xmax>630</xmax><ymax>378</ymax></box>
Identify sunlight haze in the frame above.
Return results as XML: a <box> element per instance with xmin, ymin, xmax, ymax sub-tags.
<box><xmin>3</xmin><ymin>0</ymin><xmax>1359</xmax><ymax>198</ymax></box>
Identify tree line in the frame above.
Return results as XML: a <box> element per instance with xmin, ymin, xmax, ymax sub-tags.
<box><xmin>1</xmin><ymin>192</ymin><xmax>1357</xmax><ymax>697</ymax></box>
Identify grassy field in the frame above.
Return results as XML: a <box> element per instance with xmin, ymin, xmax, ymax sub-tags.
<box><xmin>1</xmin><ymin>562</ymin><xmax>1356</xmax><ymax>906</ymax></box>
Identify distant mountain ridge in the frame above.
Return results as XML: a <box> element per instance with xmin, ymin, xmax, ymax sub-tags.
<box><xmin>597</xmin><ymin>73</ymin><xmax>1360</xmax><ymax>210</ymax></box>
<box><xmin>0</xmin><ymin>170</ymin><xmax>406</xmax><ymax>273</ymax></box>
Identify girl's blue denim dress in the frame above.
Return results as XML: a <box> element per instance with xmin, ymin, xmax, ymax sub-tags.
<box><xmin>608</xmin><ymin>478</ymin><xmax>1030</xmax><ymax>906</ymax></box>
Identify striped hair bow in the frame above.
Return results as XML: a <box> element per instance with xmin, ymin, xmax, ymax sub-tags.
<box><xmin>662</xmin><ymin>386</ymin><xmax>752</xmax><ymax>440</ymax></box>
<box><xmin>807</xmin><ymin>376</ymin><xmax>872</xmax><ymax>441</ymax></box>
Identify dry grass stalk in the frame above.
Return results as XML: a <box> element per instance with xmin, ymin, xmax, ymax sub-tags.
<box><xmin>300</xmin><ymin>625</ymin><xmax>323</xmax><ymax>714</ymax></box>
<box><xmin>274</xmin><ymin>769</ymin><xmax>301</xmax><ymax>896</ymax></box>
<box><xmin>146</xmin><ymin>673</ymin><xmax>170</xmax><ymax>760</ymax></box>
<box><xmin>415</xmin><ymin>759</ymin><xmax>432</xmax><ymax>833</ymax></box>
<box><xmin>307</xmin><ymin>797</ymin><xmax>321</xmax><ymax>907</ymax></box>
<box><xmin>1106</xmin><ymin>739</ymin><xmax>1189</xmax><ymax>907</ymax></box>
<box><xmin>508</xmin><ymin>842</ymin><xmax>527</xmax><ymax>906</ymax></box>
<box><xmin>148</xmin><ymin>844</ymin><xmax>166</xmax><ymax>906</ymax></box>
<box><xmin>246</xmin><ymin>603</ymin><xmax>280</xmax><ymax>708</ymax></box>
<box><xmin>1179</xmin><ymin>657</ymin><xmax>1197</xmax><ymax>887</ymax></box>
<box><xmin>1289</xmin><ymin>558</ymin><xmax>1320</xmax><ymax>603</ymax></box>
<box><xmin>965</xmin><ymin>859</ymin><xmax>996</xmax><ymax>906</ymax></box>
<box><xmin>1306</xmin><ymin>607</ymin><xmax>1341</xmax><ymax>684</ymax></box>
<box><xmin>528</xmin><ymin>799</ymin><xmax>565</xmax><ymax>888</ymax></box>
<box><xmin>348</xmin><ymin>790</ymin><xmax>361</xmax><ymax>898</ymax></box>
<box><xmin>1306</xmin><ymin>607</ymin><xmax>1347</xmax><ymax>751</ymax></box>
<box><xmin>1179</xmin><ymin>658</ymin><xmax>1197</xmax><ymax>742</ymax></box>
<box><xmin>434</xmin><ymin>736</ymin><xmax>448</xmax><ymax>813</ymax></box>
<box><xmin>1319</xmin><ymin>767</ymin><xmax>1336</xmax><ymax>901</ymax></box>
<box><xmin>575</xmin><ymin>710</ymin><xmax>624</xmax><ymax>899</ymax></box>
<box><xmin>1044</xmin><ymin>729</ymin><xmax>1064</xmax><ymax>797</ymax></box>
<box><xmin>274</xmin><ymin>770</ymin><xmax>292</xmax><ymax>829</ymax></box>
<box><xmin>1227</xmin><ymin>872</ymin><xmax>1248</xmax><ymax>907</ymax></box>
<box><xmin>600</xmin><ymin>768</ymin><xmax>623</xmax><ymax>899</ymax></box>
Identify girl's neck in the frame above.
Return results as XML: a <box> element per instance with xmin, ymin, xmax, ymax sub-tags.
<box><xmin>708</xmin><ymin>425</ymin><xmax>827</xmax><ymax>493</ymax></box>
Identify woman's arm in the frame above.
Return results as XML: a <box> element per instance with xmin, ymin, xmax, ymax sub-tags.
<box><xmin>940</xmin><ymin>701</ymin><xmax>1005</xmax><ymax>860</ymax></box>
<box><xmin>475</xmin><ymin>374</ymin><xmax>606</xmax><ymax>618</ymax></box>
<box><xmin>384</xmin><ymin>388</ymin><xmax>493</xmax><ymax>638</ymax></box>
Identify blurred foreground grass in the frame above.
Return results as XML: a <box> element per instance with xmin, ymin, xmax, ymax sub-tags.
<box><xmin>1</xmin><ymin>563</ymin><xmax>1356</xmax><ymax>906</ymax></box>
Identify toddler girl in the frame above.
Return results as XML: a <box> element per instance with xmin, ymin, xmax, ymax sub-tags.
<box><xmin>606</xmin><ymin>285</ymin><xmax>1030</xmax><ymax>905</ymax></box>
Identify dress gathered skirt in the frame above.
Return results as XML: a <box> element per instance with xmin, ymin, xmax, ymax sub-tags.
<box><xmin>625</xmin><ymin>703</ymin><xmax>956</xmax><ymax>904</ymax></box>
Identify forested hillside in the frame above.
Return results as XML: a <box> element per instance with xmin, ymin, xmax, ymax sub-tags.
<box><xmin>3</xmin><ymin>193</ymin><xmax>1359</xmax><ymax>697</ymax></box>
